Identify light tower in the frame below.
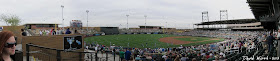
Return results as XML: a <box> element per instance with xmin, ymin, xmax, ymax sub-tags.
<box><xmin>144</xmin><ymin>15</ymin><xmax>147</xmax><ymax>32</ymax></box>
<box><xmin>220</xmin><ymin>10</ymin><xmax>228</xmax><ymax>28</ymax></box>
<box><xmin>61</xmin><ymin>5</ymin><xmax>64</xmax><ymax>30</ymax></box>
<box><xmin>126</xmin><ymin>14</ymin><xmax>129</xmax><ymax>29</ymax></box>
<box><xmin>86</xmin><ymin>10</ymin><xmax>89</xmax><ymax>32</ymax></box>
<box><xmin>202</xmin><ymin>11</ymin><xmax>209</xmax><ymax>28</ymax></box>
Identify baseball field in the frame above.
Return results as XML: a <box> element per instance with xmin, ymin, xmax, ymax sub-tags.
<box><xmin>84</xmin><ymin>34</ymin><xmax>224</xmax><ymax>48</ymax></box>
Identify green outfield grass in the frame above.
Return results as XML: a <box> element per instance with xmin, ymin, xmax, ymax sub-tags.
<box><xmin>84</xmin><ymin>34</ymin><xmax>224</xmax><ymax>48</ymax></box>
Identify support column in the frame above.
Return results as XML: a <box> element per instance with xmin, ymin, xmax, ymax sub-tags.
<box><xmin>273</xmin><ymin>0</ymin><xmax>280</xmax><ymax>57</ymax></box>
<box><xmin>273</xmin><ymin>0</ymin><xmax>279</xmax><ymax>29</ymax></box>
<box><xmin>273</xmin><ymin>0</ymin><xmax>279</xmax><ymax>14</ymax></box>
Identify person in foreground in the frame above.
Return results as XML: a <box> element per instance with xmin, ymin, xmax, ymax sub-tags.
<box><xmin>0</xmin><ymin>31</ymin><xmax>17</xmax><ymax>61</ymax></box>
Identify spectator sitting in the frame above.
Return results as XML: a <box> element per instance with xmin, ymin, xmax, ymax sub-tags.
<box><xmin>135</xmin><ymin>55</ymin><xmax>141</xmax><ymax>61</ymax></box>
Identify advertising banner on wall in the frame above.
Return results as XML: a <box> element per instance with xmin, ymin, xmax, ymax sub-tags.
<box><xmin>64</xmin><ymin>35</ymin><xmax>83</xmax><ymax>51</ymax></box>
<box><xmin>70</xmin><ymin>20</ymin><xmax>82</xmax><ymax>28</ymax></box>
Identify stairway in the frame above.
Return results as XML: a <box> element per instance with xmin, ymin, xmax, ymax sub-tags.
<box><xmin>25</xmin><ymin>29</ymin><xmax>36</xmax><ymax>36</ymax></box>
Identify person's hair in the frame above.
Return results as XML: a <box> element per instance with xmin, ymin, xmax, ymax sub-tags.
<box><xmin>21</xmin><ymin>29</ymin><xmax>24</xmax><ymax>32</ymax></box>
<box><xmin>75</xmin><ymin>30</ymin><xmax>78</xmax><ymax>33</ymax></box>
<box><xmin>0</xmin><ymin>31</ymin><xmax>14</xmax><ymax>60</ymax></box>
<box><xmin>270</xmin><ymin>32</ymin><xmax>273</xmax><ymax>35</ymax></box>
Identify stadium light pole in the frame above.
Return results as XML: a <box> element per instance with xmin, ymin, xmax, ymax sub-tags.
<box><xmin>165</xmin><ymin>22</ymin><xmax>167</xmax><ymax>33</ymax></box>
<box><xmin>61</xmin><ymin>5</ymin><xmax>64</xmax><ymax>30</ymax></box>
<box><xmin>220</xmin><ymin>10</ymin><xmax>222</xmax><ymax>28</ymax></box>
<box><xmin>220</xmin><ymin>10</ymin><xmax>228</xmax><ymax>28</ymax></box>
<box><xmin>86</xmin><ymin>10</ymin><xmax>89</xmax><ymax>32</ymax></box>
<box><xmin>144</xmin><ymin>15</ymin><xmax>147</xmax><ymax>32</ymax></box>
<box><xmin>126</xmin><ymin>14</ymin><xmax>129</xmax><ymax>29</ymax></box>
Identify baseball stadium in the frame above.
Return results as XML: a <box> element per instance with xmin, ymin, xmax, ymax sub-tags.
<box><xmin>0</xmin><ymin>0</ymin><xmax>280</xmax><ymax>61</ymax></box>
<box><xmin>84</xmin><ymin>30</ymin><xmax>224</xmax><ymax>49</ymax></box>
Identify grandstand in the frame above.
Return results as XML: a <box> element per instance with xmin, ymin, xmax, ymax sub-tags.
<box><xmin>195</xmin><ymin>19</ymin><xmax>264</xmax><ymax>31</ymax></box>
<box><xmin>139</xmin><ymin>25</ymin><xmax>162</xmax><ymax>29</ymax></box>
<box><xmin>247</xmin><ymin>0</ymin><xmax>280</xmax><ymax>30</ymax></box>
<box><xmin>99</xmin><ymin>27</ymin><xmax>119</xmax><ymax>35</ymax></box>
<box><xmin>247</xmin><ymin>0</ymin><xmax>280</xmax><ymax>57</ymax></box>
<box><xmin>119</xmin><ymin>25</ymin><xmax>164</xmax><ymax>34</ymax></box>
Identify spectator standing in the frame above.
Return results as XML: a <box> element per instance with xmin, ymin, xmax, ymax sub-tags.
<box><xmin>46</xmin><ymin>30</ymin><xmax>50</xmax><ymax>35</ymax></box>
<box><xmin>125</xmin><ymin>49</ymin><xmax>132</xmax><ymax>61</ymax></box>
<box><xmin>58</xmin><ymin>28</ymin><xmax>64</xmax><ymax>34</ymax></box>
<box><xmin>42</xmin><ymin>30</ymin><xmax>47</xmax><ymax>36</ymax></box>
<box><xmin>86</xmin><ymin>46</ymin><xmax>88</xmax><ymax>49</ymax></box>
<box><xmin>51</xmin><ymin>29</ymin><xmax>56</xmax><ymax>35</ymax></box>
<box><xmin>74</xmin><ymin>29</ymin><xmax>80</xmax><ymax>34</ymax></box>
<box><xmin>261</xmin><ymin>34</ymin><xmax>267</xmax><ymax>49</ymax></box>
<box><xmin>119</xmin><ymin>49</ymin><xmax>125</xmax><ymax>61</ymax></box>
<box><xmin>39</xmin><ymin>30</ymin><xmax>42</xmax><ymax>36</ymax></box>
<box><xmin>21</xmin><ymin>29</ymin><xmax>27</xmax><ymax>36</ymax></box>
<box><xmin>266</xmin><ymin>32</ymin><xmax>275</xmax><ymax>52</ymax></box>
<box><xmin>65</xmin><ymin>28</ymin><xmax>72</xmax><ymax>34</ymax></box>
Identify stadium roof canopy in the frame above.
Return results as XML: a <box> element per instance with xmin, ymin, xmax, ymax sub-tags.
<box><xmin>23</xmin><ymin>23</ymin><xmax>61</xmax><ymax>25</ymax></box>
<box><xmin>247</xmin><ymin>0</ymin><xmax>278</xmax><ymax>19</ymax></box>
<box><xmin>195</xmin><ymin>19</ymin><xmax>258</xmax><ymax>25</ymax></box>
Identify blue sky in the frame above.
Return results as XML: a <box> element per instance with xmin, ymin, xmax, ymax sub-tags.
<box><xmin>0</xmin><ymin>0</ymin><xmax>254</xmax><ymax>29</ymax></box>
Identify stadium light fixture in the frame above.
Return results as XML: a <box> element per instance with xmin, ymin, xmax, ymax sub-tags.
<box><xmin>144</xmin><ymin>15</ymin><xmax>147</xmax><ymax>32</ymax></box>
<box><xmin>220</xmin><ymin>10</ymin><xmax>228</xmax><ymax>28</ymax></box>
<box><xmin>61</xmin><ymin>5</ymin><xmax>64</xmax><ymax>30</ymax></box>
<box><xmin>86</xmin><ymin>10</ymin><xmax>89</xmax><ymax>32</ymax></box>
<box><xmin>126</xmin><ymin>14</ymin><xmax>129</xmax><ymax>29</ymax></box>
<box><xmin>202</xmin><ymin>11</ymin><xmax>209</xmax><ymax>28</ymax></box>
<box><xmin>166</xmin><ymin>21</ymin><xmax>167</xmax><ymax>33</ymax></box>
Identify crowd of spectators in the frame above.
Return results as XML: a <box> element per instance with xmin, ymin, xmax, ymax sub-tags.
<box><xmin>88</xmin><ymin>30</ymin><xmax>279</xmax><ymax>61</ymax></box>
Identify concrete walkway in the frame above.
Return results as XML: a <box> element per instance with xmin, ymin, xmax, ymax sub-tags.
<box><xmin>84</xmin><ymin>49</ymin><xmax>120</xmax><ymax>61</ymax></box>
